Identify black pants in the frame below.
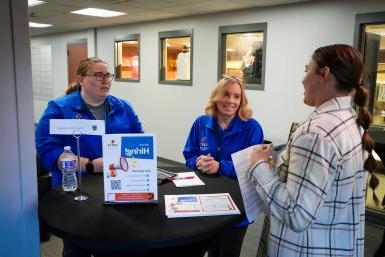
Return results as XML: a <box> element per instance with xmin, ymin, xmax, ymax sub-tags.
<box><xmin>62</xmin><ymin>239</ymin><xmax>92</xmax><ymax>257</ymax></box>
<box><xmin>374</xmin><ymin>230</ymin><xmax>385</xmax><ymax>257</ymax></box>
<box><xmin>207</xmin><ymin>226</ymin><xmax>247</xmax><ymax>257</ymax></box>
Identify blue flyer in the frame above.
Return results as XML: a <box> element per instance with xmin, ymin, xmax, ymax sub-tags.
<box><xmin>102</xmin><ymin>133</ymin><xmax>157</xmax><ymax>203</ymax></box>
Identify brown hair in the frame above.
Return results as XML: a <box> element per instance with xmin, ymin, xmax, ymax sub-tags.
<box><xmin>313</xmin><ymin>44</ymin><xmax>379</xmax><ymax>204</ymax></box>
<box><xmin>205</xmin><ymin>76</ymin><xmax>252</xmax><ymax>121</ymax></box>
<box><xmin>65</xmin><ymin>57</ymin><xmax>108</xmax><ymax>95</ymax></box>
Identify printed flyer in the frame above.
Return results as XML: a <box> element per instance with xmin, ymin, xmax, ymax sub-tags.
<box><xmin>164</xmin><ymin>193</ymin><xmax>240</xmax><ymax>218</ymax></box>
<box><xmin>102</xmin><ymin>134</ymin><xmax>157</xmax><ymax>203</ymax></box>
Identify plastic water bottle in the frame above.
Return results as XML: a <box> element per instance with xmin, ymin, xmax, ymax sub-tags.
<box><xmin>59</xmin><ymin>146</ymin><xmax>78</xmax><ymax>192</ymax></box>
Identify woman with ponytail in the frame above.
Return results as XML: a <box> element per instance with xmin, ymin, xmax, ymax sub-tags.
<box><xmin>36</xmin><ymin>57</ymin><xmax>143</xmax><ymax>257</ymax></box>
<box><xmin>248</xmin><ymin>44</ymin><xmax>376</xmax><ymax>257</ymax></box>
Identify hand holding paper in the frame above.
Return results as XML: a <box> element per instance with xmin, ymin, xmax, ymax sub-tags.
<box><xmin>250</xmin><ymin>144</ymin><xmax>274</xmax><ymax>166</ymax></box>
<box><xmin>231</xmin><ymin>145</ymin><xmax>266</xmax><ymax>223</ymax></box>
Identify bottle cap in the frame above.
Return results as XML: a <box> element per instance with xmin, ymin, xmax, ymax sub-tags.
<box><xmin>64</xmin><ymin>146</ymin><xmax>71</xmax><ymax>151</ymax></box>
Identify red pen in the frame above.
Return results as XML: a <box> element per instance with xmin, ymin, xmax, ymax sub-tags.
<box><xmin>167</xmin><ymin>176</ymin><xmax>195</xmax><ymax>181</ymax></box>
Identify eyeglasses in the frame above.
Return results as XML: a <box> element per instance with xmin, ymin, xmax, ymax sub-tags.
<box><xmin>84</xmin><ymin>72</ymin><xmax>114</xmax><ymax>82</ymax></box>
<box><xmin>221</xmin><ymin>74</ymin><xmax>243</xmax><ymax>85</ymax></box>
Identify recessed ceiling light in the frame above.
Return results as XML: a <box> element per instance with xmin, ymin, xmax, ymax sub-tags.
<box><xmin>29</xmin><ymin>22</ymin><xmax>52</xmax><ymax>28</ymax></box>
<box><xmin>28</xmin><ymin>0</ymin><xmax>45</xmax><ymax>7</ymax></box>
<box><xmin>70</xmin><ymin>8</ymin><xmax>125</xmax><ymax>18</ymax></box>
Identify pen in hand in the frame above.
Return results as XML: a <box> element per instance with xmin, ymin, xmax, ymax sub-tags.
<box><xmin>167</xmin><ymin>176</ymin><xmax>195</xmax><ymax>181</ymax></box>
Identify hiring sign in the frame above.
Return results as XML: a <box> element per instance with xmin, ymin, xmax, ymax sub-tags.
<box><xmin>102</xmin><ymin>134</ymin><xmax>157</xmax><ymax>204</ymax></box>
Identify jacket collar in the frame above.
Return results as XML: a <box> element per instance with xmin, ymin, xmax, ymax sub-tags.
<box><xmin>312</xmin><ymin>96</ymin><xmax>355</xmax><ymax>117</ymax></box>
<box><xmin>206</xmin><ymin>115</ymin><xmax>244</xmax><ymax>135</ymax></box>
<box><xmin>68</xmin><ymin>89</ymin><xmax>121</xmax><ymax>112</ymax></box>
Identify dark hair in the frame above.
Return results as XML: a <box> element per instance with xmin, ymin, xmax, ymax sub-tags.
<box><xmin>313</xmin><ymin>44</ymin><xmax>379</xmax><ymax>205</ymax></box>
<box><xmin>65</xmin><ymin>57</ymin><xmax>108</xmax><ymax>95</ymax></box>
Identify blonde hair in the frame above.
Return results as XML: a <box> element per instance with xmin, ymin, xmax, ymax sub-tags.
<box><xmin>65</xmin><ymin>57</ymin><xmax>108</xmax><ymax>95</ymax></box>
<box><xmin>204</xmin><ymin>77</ymin><xmax>252</xmax><ymax>121</ymax></box>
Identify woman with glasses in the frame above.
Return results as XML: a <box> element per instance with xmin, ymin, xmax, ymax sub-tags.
<box><xmin>36</xmin><ymin>57</ymin><xmax>143</xmax><ymax>257</ymax></box>
<box><xmin>183</xmin><ymin>75</ymin><xmax>264</xmax><ymax>257</ymax></box>
<box><xmin>248</xmin><ymin>44</ymin><xmax>377</xmax><ymax>257</ymax></box>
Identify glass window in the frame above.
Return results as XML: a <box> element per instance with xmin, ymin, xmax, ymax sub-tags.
<box><xmin>219</xmin><ymin>23</ymin><xmax>267</xmax><ymax>90</ymax></box>
<box><xmin>355</xmin><ymin>12</ymin><xmax>385</xmax><ymax>227</ymax></box>
<box><xmin>114</xmin><ymin>34</ymin><xmax>140</xmax><ymax>82</ymax></box>
<box><xmin>362</xmin><ymin>24</ymin><xmax>385</xmax><ymax>127</ymax></box>
<box><xmin>159</xmin><ymin>29</ymin><xmax>192</xmax><ymax>86</ymax></box>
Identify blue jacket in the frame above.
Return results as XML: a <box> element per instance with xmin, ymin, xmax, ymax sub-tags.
<box><xmin>36</xmin><ymin>90</ymin><xmax>143</xmax><ymax>188</ymax></box>
<box><xmin>183</xmin><ymin>115</ymin><xmax>264</xmax><ymax>179</ymax></box>
<box><xmin>183</xmin><ymin>115</ymin><xmax>264</xmax><ymax>227</ymax></box>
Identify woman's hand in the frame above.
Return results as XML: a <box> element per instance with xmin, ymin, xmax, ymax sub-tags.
<box><xmin>92</xmin><ymin>158</ymin><xmax>104</xmax><ymax>173</ymax></box>
<box><xmin>250</xmin><ymin>144</ymin><xmax>274</xmax><ymax>166</ymax></box>
<box><xmin>196</xmin><ymin>154</ymin><xmax>219</xmax><ymax>174</ymax></box>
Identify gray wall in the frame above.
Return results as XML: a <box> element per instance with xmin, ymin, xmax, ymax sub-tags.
<box><xmin>31</xmin><ymin>0</ymin><xmax>385</xmax><ymax>163</ymax></box>
<box><xmin>0</xmin><ymin>0</ymin><xmax>40</xmax><ymax>257</ymax></box>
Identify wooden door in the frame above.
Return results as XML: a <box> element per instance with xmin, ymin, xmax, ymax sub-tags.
<box><xmin>67</xmin><ymin>41</ymin><xmax>88</xmax><ymax>85</ymax></box>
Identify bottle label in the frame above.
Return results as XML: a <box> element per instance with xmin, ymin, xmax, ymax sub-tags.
<box><xmin>61</xmin><ymin>159</ymin><xmax>76</xmax><ymax>170</ymax></box>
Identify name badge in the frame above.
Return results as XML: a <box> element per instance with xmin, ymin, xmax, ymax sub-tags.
<box><xmin>50</xmin><ymin>119</ymin><xmax>105</xmax><ymax>136</ymax></box>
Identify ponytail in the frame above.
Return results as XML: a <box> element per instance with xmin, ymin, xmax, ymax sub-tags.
<box><xmin>65</xmin><ymin>57</ymin><xmax>107</xmax><ymax>96</ymax></box>
<box><xmin>65</xmin><ymin>82</ymin><xmax>80</xmax><ymax>95</ymax></box>
<box><xmin>354</xmin><ymin>85</ymin><xmax>379</xmax><ymax>205</ymax></box>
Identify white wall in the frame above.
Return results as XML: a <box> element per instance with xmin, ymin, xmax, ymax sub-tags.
<box><xmin>31</xmin><ymin>0</ymin><xmax>385</xmax><ymax>163</ymax></box>
<box><xmin>0</xmin><ymin>0</ymin><xmax>40</xmax><ymax>256</ymax></box>
<box><xmin>31</xmin><ymin>29</ymin><xmax>96</xmax><ymax>120</ymax></box>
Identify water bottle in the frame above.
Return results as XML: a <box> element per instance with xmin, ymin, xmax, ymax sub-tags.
<box><xmin>59</xmin><ymin>146</ymin><xmax>78</xmax><ymax>192</ymax></box>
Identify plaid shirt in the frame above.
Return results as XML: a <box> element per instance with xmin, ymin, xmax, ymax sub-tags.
<box><xmin>250</xmin><ymin>96</ymin><xmax>367</xmax><ymax>257</ymax></box>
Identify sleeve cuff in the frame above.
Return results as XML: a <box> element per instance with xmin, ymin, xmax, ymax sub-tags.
<box><xmin>249</xmin><ymin>160</ymin><xmax>274</xmax><ymax>185</ymax></box>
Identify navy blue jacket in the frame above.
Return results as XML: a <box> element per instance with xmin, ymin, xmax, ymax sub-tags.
<box><xmin>36</xmin><ymin>90</ymin><xmax>143</xmax><ymax>187</ymax></box>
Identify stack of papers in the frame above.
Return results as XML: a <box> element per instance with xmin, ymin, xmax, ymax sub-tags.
<box><xmin>171</xmin><ymin>172</ymin><xmax>205</xmax><ymax>187</ymax></box>
<box><xmin>165</xmin><ymin>193</ymin><xmax>240</xmax><ymax>218</ymax></box>
<box><xmin>231</xmin><ymin>145</ymin><xmax>264</xmax><ymax>223</ymax></box>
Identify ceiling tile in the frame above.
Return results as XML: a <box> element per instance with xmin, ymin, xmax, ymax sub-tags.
<box><xmin>29</xmin><ymin>0</ymin><xmax>314</xmax><ymax>36</ymax></box>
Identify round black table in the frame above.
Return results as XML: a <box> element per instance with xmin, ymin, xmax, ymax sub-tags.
<box><xmin>38</xmin><ymin>168</ymin><xmax>245</xmax><ymax>255</ymax></box>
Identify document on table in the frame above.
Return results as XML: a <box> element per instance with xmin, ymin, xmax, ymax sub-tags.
<box><xmin>164</xmin><ymin>193</ymin><xmax>240</xmax><ymax>218</ymax></box>
<box><xmin>171</xmin><ymin>172</ymin><xmax>205</xmax><ymax>187</ymax></box>
<box><xmin>231</xmin><ymin>145</ymin><xmax>264</xmax><ymax>223</ymax></box>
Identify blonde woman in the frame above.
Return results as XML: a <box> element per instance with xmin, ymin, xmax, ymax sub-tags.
<box><xmin>183</xmin><ymin>75</ymin><xmax>264</xmax><ymax>257</ymax></box>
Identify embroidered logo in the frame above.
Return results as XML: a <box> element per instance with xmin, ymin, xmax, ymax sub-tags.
<box><xmin>75</xmin><ymin>113</ymin><xmax>82</xmax><ymax>119</ymax></box>
<box><xmin>199</xmin><ymin>137</ymin><xmax>208</xmax><ymax>152</ymax></box>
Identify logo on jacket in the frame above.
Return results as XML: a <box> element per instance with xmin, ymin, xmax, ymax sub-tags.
<box><xmin>75</xmin><ymin>113</ymin><xmax>82</xmax><ymax>119</ymax></box>
<box><xmin>92</xmin><ymin>125</ymin><xmax>97</xmax><ymax>131</ymax></box>
<box><xmin>199</xmin><ymin>137</ymin><xmax>208</xmax><ymax>152</ymax></box>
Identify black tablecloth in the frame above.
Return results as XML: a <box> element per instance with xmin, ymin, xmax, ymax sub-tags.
<box><xmin>38</xmin><ymin>167</ymin><xmax>245</xmax><ymax>252</ymax></box>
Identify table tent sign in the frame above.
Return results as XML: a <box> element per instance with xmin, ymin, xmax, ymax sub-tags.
<box><xmin>102</xmin><ymin>134</ymin><xmax>157</xmax><ymax>204</ymax></box>
<box><xmin>50</xmin><ymin>119</ymin><xmax>105</xmax><ymax>136</ymax></box>
<box><xmin>50</xmin><ymin>119</ymin><xmax>106</xmax><ymax>201</ymax></box>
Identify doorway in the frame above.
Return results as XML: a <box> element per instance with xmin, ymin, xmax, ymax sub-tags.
<box><xmin>67</xmin><ymin>39</ymin><xmax>88</xmax><ymax>85</ymax></box>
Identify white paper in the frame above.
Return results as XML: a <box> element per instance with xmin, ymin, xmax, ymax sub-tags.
<box><xmin>172</xmin><ymin>172</ymin><xmax>205</xmax><ymax>187</ymax></box>
<box><xmin>102</xmin><ymin>134</ymin><xmax>157</xmax><ymax>203</ymax></box>
<box><xmin>231</xmin><ymin>145</ymin><xmax>264</xmax><ymax>223</ymax></box>
<box><xmin>50</xmin><ymin>119</ymin><xmax>105</xmax><ymax>135</ymax></box>
<box><xmin>164</xmin><ymin>193</ymin><xmax>240</xmax><ymax>218</ymax></box>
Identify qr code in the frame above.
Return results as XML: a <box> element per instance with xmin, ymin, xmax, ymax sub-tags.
<box><xmin>110</xmin><ymin>180</ymin><xmax>121</xmax><ymax>190</ymax></box>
